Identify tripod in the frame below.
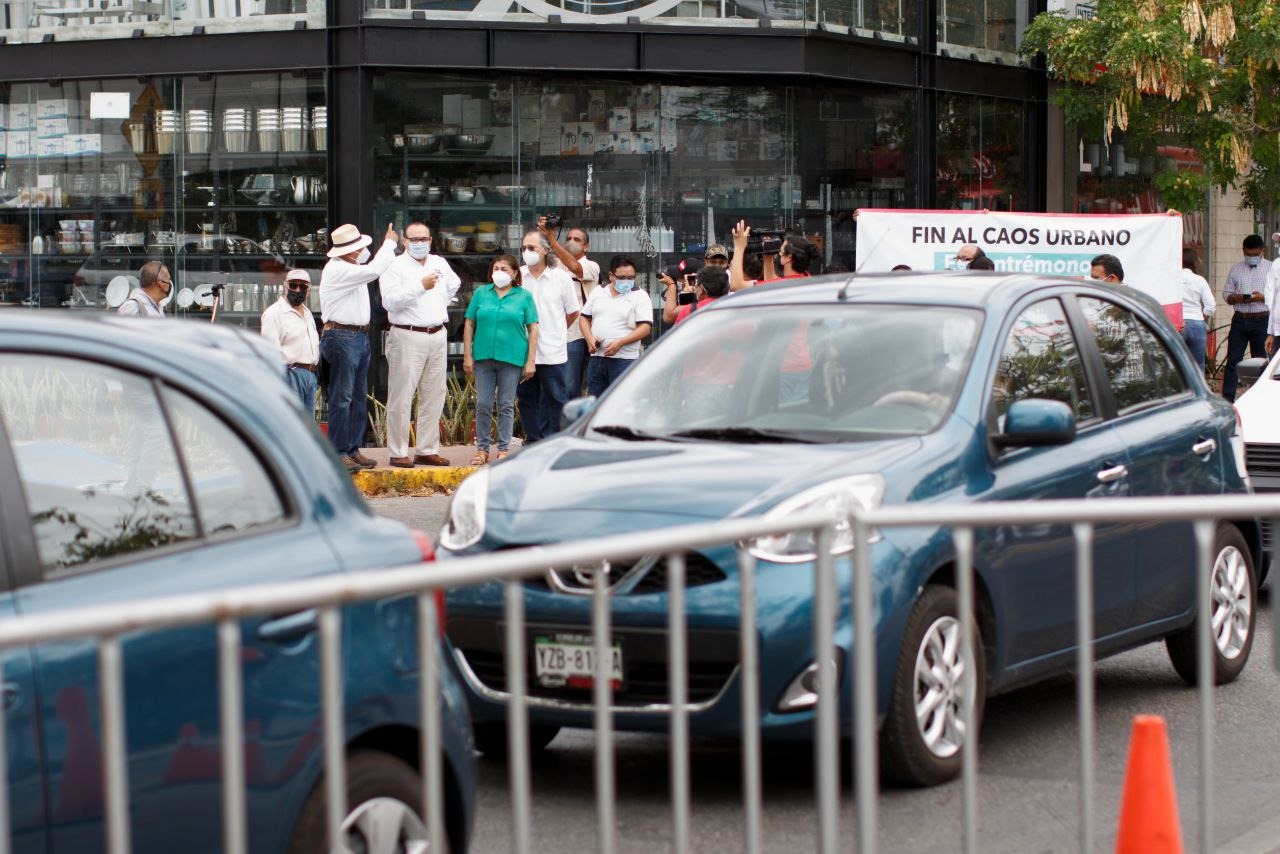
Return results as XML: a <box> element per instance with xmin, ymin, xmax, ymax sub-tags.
<box><xmin>206</xmin><ymin>283</ymin><xmax>226</xmax><ymax>323</ymax></box>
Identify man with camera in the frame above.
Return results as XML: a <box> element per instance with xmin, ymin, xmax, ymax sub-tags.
<box><xmin>580</xmin><ymin>255</ymin><xmax>654</xmax><ymax>396</ymax></box>
<box><xmin>548</xmin><ymin>222</ymin><xmax>600</xmax><ymax>397</ymax></box>
<box><xmin>517</xmin><ymin>228</ymin><xmax>581</xmax><ymax>442</ymax></box>
<box><xmin>674</xmin><ymin>265</ymin><xmax>730</xmax><ymax>324</ymax></box>
<box><xmin>729</xmin><ymin>220</ymin><xmax>815</xmax><ymax>291</ymax></box>
<box><xmin>660</xmin><ymin>256</ymin><xmax>702</xmax><ymax>324</ymax></box>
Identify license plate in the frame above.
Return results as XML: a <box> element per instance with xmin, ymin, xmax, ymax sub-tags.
<box><xmin>534</xmin><ymin>633</ymin><xmax>623</xmax><ymax>690</ymax></box>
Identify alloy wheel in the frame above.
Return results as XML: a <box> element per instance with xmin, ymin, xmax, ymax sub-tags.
<box><xmin>341</xmin><ymin>796</ymin><xmax>431</xmax><ymax>854</ymax></box>
<box><xmin>1212</xmin><ymin>545</ymin><xmax>1253</xmax><ymax>660</ymax></box>
<box><xmin>912</xmin><ymin>615</ymin><xmax>971</xmax><ymax>759</ymax></box>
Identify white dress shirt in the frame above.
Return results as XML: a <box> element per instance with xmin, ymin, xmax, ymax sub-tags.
<box><xmin>380</xmin><ymin>251</ymin><xmax>461</xmax><ymax>328</ymax></box>
<box><xmin>260</xmin><ymin>297</ymin><xmax>320</xmax><ymax>365</ymax></box>
<box><xmin>520</xmin><ymin>263</ymin><xmax>581</xmax><ymax>364</ymax></box>
<box><xmin>116</xmin><ymin>289</ymin><xmax>164</xmax><ymax>318</ymax></box>
<box><xmin>566</xmin><ymin>256</ymin><xmax>600</xmax><ymax>344</ymax></box>
<box><xmin>319</xmin><ymin>238</ymin><xmax>397</xmax><ymax>325</ymax></box>
<box><xmin>1179</xmin><ymin>269</ymin><xmax>1216</xmax><ymax>323</ymax></box>
<box><xmin>1265</xmin><ymin>262</ymin><xmax>1280</xmax><ymax>335</ymax></box>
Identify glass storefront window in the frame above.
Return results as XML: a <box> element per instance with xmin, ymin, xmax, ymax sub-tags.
<box><xmin>364</xmin><ymin>0</ymin><xmax>917</xmax><ymax>38</ymax></box>
<box><xmin>936</xmin><ymin>93</ymin><xmax>1026</xmax><ymax>211</ymax></box>
<box><xmin>0</xmin><ymin>72</ymin><xmax>327</xmax><ymax>328</ymax></box>
<box><xmin>937</xmin><ymin>0</ymin><xmax>1029</xmax><ymax>64</ymax></box>
<box><xmin>371</xmin><ymin>72</ymin><xmax>917</xmax><ymax>338</ymax></box>
<box><xmin>0</xmin><ymin>1</ymin><xmax>324</xmax><ymax>45</ymax></box>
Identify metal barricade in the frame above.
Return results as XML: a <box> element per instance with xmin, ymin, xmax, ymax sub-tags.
<box><xmin>0</xmin><ymin>494</ymin><xmax>1272</xmax><ymax>853</ymax></box>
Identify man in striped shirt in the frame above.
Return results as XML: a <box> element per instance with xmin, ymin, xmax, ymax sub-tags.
<box><xmin>1222</xmin><ymin>234</ymin><xmax>1271</xmax><ymax>401</ymax></box>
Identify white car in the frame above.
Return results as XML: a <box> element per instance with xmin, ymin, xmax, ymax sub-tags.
<box><xmin>1232</xmin><ymin>353</ymin><xmax>1278</xmax><ymax>581</ymax></box>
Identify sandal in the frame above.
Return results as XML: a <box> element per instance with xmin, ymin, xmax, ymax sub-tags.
<box><xmin>495</xmin><ymin>450</ymin><xmax>509</xmax><ymax>461</ymax></box>
<box><xmin>469</xmin><ymin>450</ymin><xmax>489</xmax><ymax>466</ymax></box>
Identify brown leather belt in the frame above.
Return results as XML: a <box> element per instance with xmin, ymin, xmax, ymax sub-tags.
<box><xmin>288</xmin><ymin>363</ymin><xmax>317</xmax><ymax>373</ymax></box>
<box><xmin>391</xmin><ymin>323</ymin><xmax>445</xmax><ymax>334</ymax></box>
<box><xmin>323</xmin><ymin>322</ymin><xmax>370</xmax><ymax>333</ymax></box>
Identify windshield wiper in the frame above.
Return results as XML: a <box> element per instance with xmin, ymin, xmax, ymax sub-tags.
<box><xmin>666</xmin><ymin>426</ymin><xmax>818</xmax><ymax>444</ymax></box>
<box><xmin>591</xmin><ymin>424</ymin><xmax>669</xmax><ymax>441</ymax></box>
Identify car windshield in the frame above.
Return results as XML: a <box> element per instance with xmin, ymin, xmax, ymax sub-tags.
<box><xmin>588</xmin><ymin>303</ymin><xmax>982</xmax><ymax>442</ymax></box>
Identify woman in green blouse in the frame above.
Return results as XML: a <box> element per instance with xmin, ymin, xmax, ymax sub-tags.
<box><xmin>463</xmin><ymin>254</ymin><xmax>539</xmax><ymax>463</ymax></box>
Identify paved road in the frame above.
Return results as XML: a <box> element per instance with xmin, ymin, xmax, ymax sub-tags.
<box><xmin>372</xmin><ymin>496</ymin><xmax>1280</xmax><ymax>853</ymax></box>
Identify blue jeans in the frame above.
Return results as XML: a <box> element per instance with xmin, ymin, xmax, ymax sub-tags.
<box><xmin>516</xmin><ymin>361</ymin><xmax>569</xmax><ymax>442</ymax></box>
<box><xmin>320</xmin><ymin>328</ymin><xmax>370</xmax><ymax>456</ymax></box>
<box><xmin>587</xmin><ymin>355</ymin><xmax>633</xmax><ymax>397</ymax></box>
<box><xmin>474</xmin><ymin>360</ymin><xmax>521</xmax><ymax>451</ymax></box>
<box><xmin>1222</xmin><ymin>312</ymin><xmax>1268</xmax><ymax>401</ymax></box>
<box><xmin>566</xmin><ymin>338</ymin><xmax>588</xmax><ymax>399</ymax></box>
<box><xmin>1182</xmin><ymin>319</ymin><xmax>1207</xmax><ymax>377</ymax></box>
<box><xmin>286</xmin><ymin>365</ymin><xmax>318</xmax><ymax>416</ymax></box>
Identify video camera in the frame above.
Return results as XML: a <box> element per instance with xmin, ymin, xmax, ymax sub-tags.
<box><xmin>748</xmin><ymin>228</ymin><xmax>786</xmax><ymax>256</ymax></box>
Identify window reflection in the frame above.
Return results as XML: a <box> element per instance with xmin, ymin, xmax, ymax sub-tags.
<box><xmin>937</xmin><ymin>94</ymin><xmax>1026</xmax><ymax>212</ymax></box>
<box><xmin>994</xmin><ymin>299</ymin><xmax>1094</xmax><ymax>424</ymax></box>
<box><xmin>0</xmin><ymin>355</ymin><xmax>197</xmax><ymax>575</ymax></box>
<box><xmin>1078</xmin><ymin>297</ymin><xmax>1188</xmax><ymax>412</ymax></box>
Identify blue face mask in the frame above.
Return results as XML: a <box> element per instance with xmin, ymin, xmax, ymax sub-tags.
<box><xmin>407</xmin><ymin>240</ymin><xmax>431</xmax><ymax>259</ymax></box>
<box><xmin>614</xmin><ymin>279</ymin><xmax>635</xmax><ymax>294</ymax></box>
<box><xmin>944</xmin><ymin>257</ymin><xmax>968</xmax><ymax>271</ymax></box>
<box><xmin>1247</xmin><ymin>255</ymin><xmax>1262</xmax><ymax>267</ymax></box>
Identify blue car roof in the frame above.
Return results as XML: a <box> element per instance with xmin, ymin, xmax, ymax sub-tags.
<box><xmin>709</xmin><ymin>271</ymin><xmax>1078</xmax><ymax>311</ymax></box>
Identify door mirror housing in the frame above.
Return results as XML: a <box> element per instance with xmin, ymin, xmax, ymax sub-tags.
<box><xmin>996</xmin><ymin>399</ymin><xmax>1076</xmax><ymax>448</ymax></box>
<box><xmin>1235</xmin><ymin>357</ymin><xmax>1268</xmax><ymax>392</ymax></box>
<box><xmin>561</xmin><ymin>395</ymin><xmax>598</xmax><ymax>429</ymax></box>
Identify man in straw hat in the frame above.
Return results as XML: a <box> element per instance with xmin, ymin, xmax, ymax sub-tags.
<box><xmin>320</xmin><ymin>222</ymin><xmax>397</xmax><ymax>472</ymax></box>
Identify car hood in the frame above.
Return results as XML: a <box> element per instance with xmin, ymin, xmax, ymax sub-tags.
<box><xmin>487</xmin><ymin>435</ymin><xmax>923</xmax><ymax>520</ymax></box>
<box><xmin>1236</xmin><ymin>353</ymin><xmax>1280</xmax><ymax>444</ymax></box>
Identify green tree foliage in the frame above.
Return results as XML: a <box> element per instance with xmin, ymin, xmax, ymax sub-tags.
<box><xmin>1021</xmin><ymin>0</ymin><xmax>1280</xmax><ymax>211</ymax></box>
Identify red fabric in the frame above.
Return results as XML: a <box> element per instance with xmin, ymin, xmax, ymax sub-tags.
<box><xmin>757</xmin><ymin>274</ymin><xmax>813</xmax><ymax>372</ymax></box>
<box><xmin>675</xmin><ymin>296</ymin><xmax>717</xmax><ymax>324</ymax></box>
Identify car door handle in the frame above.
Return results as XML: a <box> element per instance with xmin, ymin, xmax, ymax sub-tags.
<box><xmin>2</xmin><ymin>683</ymin><xmax>18</xmax><ymax>711</ymax></box>
<box><xmin>1192</xmin><ymin>438</ymin><xmax>1217</xmax><ymax>456</ymax></box>
<box><xmin>257</xmin><ymin>609</ymin><xmax>319</xmax><ymax>644</ymax></box>
<box><xmin>1096</xmin><ymin>464</ymin><xmax>1129</xmax><ymax>484</ymax></box>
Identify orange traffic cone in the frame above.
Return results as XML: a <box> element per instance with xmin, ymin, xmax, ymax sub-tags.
<box><xmin>1115</xmin><ymin>714</ymin><xmax>1183</xmax><ymax>854</ymax></box>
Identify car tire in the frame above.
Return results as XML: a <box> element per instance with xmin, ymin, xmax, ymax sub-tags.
<box><xmin>1165</xmin><ymin>523</ymin><xmax>1256</xmax><ymax>686</ymax></box>
<box><xmin>879</xmin><ymin>584</ymin><xmax>985</xmax><ymax>788</ymax></box>
<box><xmin>289</xmin><ymin>750</ymin><xmax>444</xmax><ymax>853</ymax></box>
<box><xmin>473</xmin><ymin>721</ymin><xmax>560</xmax><ymax>758</ymax></box>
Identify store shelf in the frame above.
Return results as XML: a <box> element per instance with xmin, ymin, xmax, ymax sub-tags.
<box><xmin>211</xmin><ymin>205</ymin><xmax>328</xmax><ymax>213</ymax></box>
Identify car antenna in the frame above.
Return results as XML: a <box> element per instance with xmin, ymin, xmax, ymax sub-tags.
<box><xmin>837</xmin><ymin>273</ymin><xmax>855</xmax><ymax>301</ymax></box>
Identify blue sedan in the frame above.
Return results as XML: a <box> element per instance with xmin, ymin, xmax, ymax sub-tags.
<box><xmin>439</xmin><ymin>272</ymin><xmax>1258</xmax><ymax>786</ymax></box>
<box><xmin>0</xmin><ymin>315</ymin><xmax>475</xmax><ymax>851</ymax></box>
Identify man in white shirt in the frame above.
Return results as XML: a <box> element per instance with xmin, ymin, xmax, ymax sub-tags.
<box><xmin>558</xmin><ymin>225</ymin><xmax>600</xmax><ymax>397</ymax></box>
<box><xmin>261</xmin><ymin>268</ymin><xmax>321</xmax><ymax>413</ymax></box>
<box><xmin>517</xmin><ymin>229</ymin><xmax>581</xmax><ymax>442</ymax></box>
<box><xmin>116</xmin><ymin>260</ymin><xmax>170</xmax><ymax>318</ymax></box>
<box><xmin>379</xmin><ymin>221</ymin><xmax>461</xmax><ymax>468</ymax></box>
<box><xmin>581</xmin><ymin>255</ymin><xmax>653</xmax><ymax>396</ymax></box>
<box><xmin>319</xmin><ymin>221</ymin><xmax>398</xmax><ymax>471</ymax></box>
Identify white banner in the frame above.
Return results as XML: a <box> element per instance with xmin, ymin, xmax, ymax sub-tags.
<box><xmin>854</xmin><ymin>209</ymin><xmax>1184</xmax><ymax>326</ymax></box>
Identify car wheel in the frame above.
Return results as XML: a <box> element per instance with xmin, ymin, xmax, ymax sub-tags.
<box><xmin>1165</xmin><ymin>523</ymin><xmax>1256</xmax><ymax>686</ymax></box>
<box><xmin>473</xmin><ymin>721</ymin><xmax>560</xmax><ymax>758</ymax></box>
<box><xmin>289</xmin><ymin>750</ymin><xmax>443</xmax><ymax>853</ymax></box>
<box><xmin>880</xmin><ymin>584</ymin><xmax>985</xmax><ymax>787</ymax></box>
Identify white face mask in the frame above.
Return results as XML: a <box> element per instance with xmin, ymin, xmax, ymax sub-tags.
<box><xmin>407</xmin><ymin>240</ymin><xmax>431</xmax><ymax>259</ymax></box>
<box><xmin>522</xmin><ymin>249</ymin><xmax>542</xmax><ymax>267</ymax></box>
<box><xmin>565</xmin><ymin>238</ymin><xmax>585</xmax><ymax>257</ymax></box>
<box><xmin>357</xmin><ymin>247</ymin><xmax>371</xmax><ymax>264</ymax></box>
<box><xmin>492</xmin><ymin>270</ymin><xmax>514</xmax><ymax>288</ymax></box>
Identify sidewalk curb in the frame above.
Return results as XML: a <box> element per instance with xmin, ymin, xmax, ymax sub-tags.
<box><xmin>352</xmin><ymin>466</ymin><xmax>476</xmax><ymax>497</ymax></box>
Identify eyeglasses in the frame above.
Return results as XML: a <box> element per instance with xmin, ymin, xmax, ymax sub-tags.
<box><xmin>156</xmin><ymin>278</ymin><xmax>172</xmax><ymax>286</ymax></box>
<box><xmin>406</xmin><ymin>236</ymin><xmax>431</xmax><ymax>243</ymax></box>
<box><xmin>287</xmin><ymin>282</ymin><xmax>309</xmax><ymax>290</ymax></box>
<box><xmin>520</xmin><ymin>245</ymin><xmax>540</xmax><ymax>252</ymax></box>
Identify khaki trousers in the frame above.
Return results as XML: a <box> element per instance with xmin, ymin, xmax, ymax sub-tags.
<box><xmin>386</xmin><ymin>326</ymin><xmax>448</xmax><ymax>458</ymax></box>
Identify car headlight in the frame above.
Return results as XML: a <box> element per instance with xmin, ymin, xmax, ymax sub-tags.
<box><xmin>439</xmin><ymin>468</ymin><xmax>489</xmax><ymax>551</ymax></box>
<box><xmin>748</xmin><ymin>474</ymin><xmax>884</xmax><ymax>563</ymax></box>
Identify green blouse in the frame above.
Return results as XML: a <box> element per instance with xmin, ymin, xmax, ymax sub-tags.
<box><xmin>465</xmin><ymin>284</ymin><xmax>539</xmax><ymax>367</ymax></box>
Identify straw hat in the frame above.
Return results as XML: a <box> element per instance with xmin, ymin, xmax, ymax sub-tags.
<box><xmin>327</xmin><ymin>223</ymin><xmax>372</xmax><ymax>259</ymax></box>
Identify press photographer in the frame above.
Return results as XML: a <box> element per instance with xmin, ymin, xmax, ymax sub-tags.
<box><xmin>729</xmin><ymin>220</ymin><xmax>814</xmax><ymax>291</ymax></box>
<box><xmin>659</xmin><ymin>256</ymin><xmax>702</xmax><ymax>324</ymax></box>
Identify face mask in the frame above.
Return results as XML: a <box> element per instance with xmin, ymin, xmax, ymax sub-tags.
<box><xmin>1247</xmin><ymin>256</ymin><xmax>1261</xmax><ymax>267</ymax></box>
<box><xmin>613</xmin><ymin>278</ymin><xmax>635</xmax><ymax>294</ymax></box>
<box><xmin>522</xmin><ymin>249</ymin><xmax>541</xmax><ymax>267</ymax></box>
<box><xmin>286</xmin><ymin>289</ymin><xmax>307</xmax><ymax>306</ymax></box>
<box><xmin>407</xmin><ymin>240</ymin><xmax>431</xmax><ymax>259</ymax></box>
<box><xmin>565</xmin><ymin>239</ymin><xmax>584</xmax><ymax>257</ymax></box>
<box><xmin>357</xmin><ymin>248</ymin><xmax>371</xmax><ymax>264</ymax></box>
<box><xmin>944</xmin><ymin>257</ymin><xmax>968</xmax><ymax>271</ymax></box>
<box><xmin>492</xmin><ymin>270</ymin><xmax>513</xmax><ymax>288</ymax></box>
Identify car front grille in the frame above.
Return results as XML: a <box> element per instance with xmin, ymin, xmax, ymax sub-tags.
<box><xmin>1245</xmin><ymin>444</ymin><xmax>1280</xmax><ymax>552</ymax></box>
<box><xmin>449</xmin><ymin>618</ymin><xmax>739</xmax><ymax>707</ymax></box>
<box><xmin>512</xmin><ymin>548</ymin><xmax>728</xmax><ymax>596</ymax></box>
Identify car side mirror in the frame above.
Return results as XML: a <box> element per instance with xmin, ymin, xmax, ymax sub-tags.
<box><xmin>560</xmin><ymin>395</ymin><xmax>598</xmax><ymax>430</ymax></box>
<box><xmin>995</xmin><ymin>399</ymin><xmax>1076</xmax><ymax>448</ymax></box>
<box><xmin>1236</xmin><ymin>357</ymin><xmax>1268</xmax><ymax>391</ymax></box>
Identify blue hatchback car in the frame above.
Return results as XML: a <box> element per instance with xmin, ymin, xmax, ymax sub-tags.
<box><xmin>0</xmin><ymin>315</ymin><xmax>475</xmax><ymax>851</ymax></box>
<box><xmin>439</xmin><ymin>273</ymin><xmax>1258</xmax><ymax>786</ymax></box>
